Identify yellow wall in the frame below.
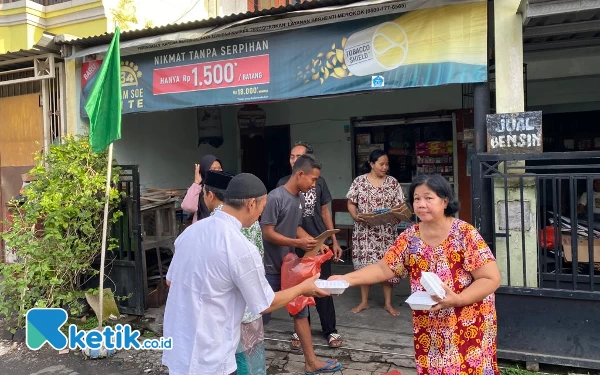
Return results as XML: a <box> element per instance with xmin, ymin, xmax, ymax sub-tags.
<box><xmin>0</xmin><ymin>1</ymin><xmax>107</xmax><ymax>53</ymax></box>
<box><xmin>0</xmin><ymin>24</ymin><xmax>28</xmax><ymax>53</ymax></box>
<box><xmin>48</xmin><ymin>18</ymin><xmax>107</xmax><ymax>37</ymax></box>
<box><xmin>28</xmin><ymin>24</ymin><xmax>44</xmax><ymax>49</ymax></box>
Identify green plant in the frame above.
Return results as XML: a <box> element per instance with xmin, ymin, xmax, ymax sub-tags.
<box><xmin>0</xmin><ymin>135</ymin><xmax>123</xmax><ymax>331</ymax></box>
<box><xmin>111</xmin><ymin>0</ymin><xmax>138</xmax><ymax>31</ymax></box>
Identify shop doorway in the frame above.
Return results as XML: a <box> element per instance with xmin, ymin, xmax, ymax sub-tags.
<box><xmin>240</xmin><ymin>125</ymin><xmax>290</xmax><ymax>191</ymax></box>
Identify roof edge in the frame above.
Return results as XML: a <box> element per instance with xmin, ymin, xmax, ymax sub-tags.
<box><xmin>56</xmin><ymin>0</ymin><xmax>370</xmax><ymax>47</ymax></box>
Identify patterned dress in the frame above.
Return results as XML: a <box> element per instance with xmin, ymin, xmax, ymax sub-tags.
<box><xmin>211</xmin><ymin>205</ymin><xmax>266</xmax><ymax>375</ymax></box>
<box><xmin>346</xmin><ymin>174</ymin><xmax>405</xmax><ymax>284</ymax></box>
<box><xmin>384</xmin><ymin>219</ymin><xmax>499</xmax><ymax>375</ymax></box>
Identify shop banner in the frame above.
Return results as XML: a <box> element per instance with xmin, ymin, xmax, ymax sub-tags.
<box><xmin>80</xmin><ymin>1</ymin><xmax>487</xmax><ymax>115</ymax></box>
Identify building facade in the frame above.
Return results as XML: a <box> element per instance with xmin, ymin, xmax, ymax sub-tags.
<box><xmin>4</xmin><ymin>0</ymin><xmax>600</xmax><ymax>370</ymax></box>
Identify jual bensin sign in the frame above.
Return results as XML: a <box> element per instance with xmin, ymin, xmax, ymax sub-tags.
<box><xmin>486</xmin><ymin>111</ymin><xmax>543</xmax><ymax>154</ymax></box>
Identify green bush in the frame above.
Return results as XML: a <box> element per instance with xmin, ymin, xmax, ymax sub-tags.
<box><xmin>0</xmin><ymin>135</ymin><xmax>123</xmax><ymax>331</ymax></box>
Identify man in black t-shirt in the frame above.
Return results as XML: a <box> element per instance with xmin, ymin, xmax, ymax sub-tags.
<box><xmin>277</xmin><ymin>141</ymin><xmax>344</xmax><ymax>349</ymax></box>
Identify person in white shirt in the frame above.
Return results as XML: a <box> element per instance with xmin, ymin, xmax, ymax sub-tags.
<box><xmin>578</xmin><ymin>179</ymin><xmax>600</xmax><ymax>218</ymax></box>
<box><xmin>163</xmin><ymin>173</ymin><xmax>329</xmax><ymax>375</ymax></box>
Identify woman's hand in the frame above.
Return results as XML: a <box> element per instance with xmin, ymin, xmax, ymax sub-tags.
<box><xmin>353</xmin><ymin>215</ymin><xmax>367</xmax><ymax>224</ymax></box>
<box><xmin>194</xmin><ymin>164</ymin><xmax>201</xmax><ymax>184</ymax></box>
<box><xmin>430</xmin><ymin>284</ymin><xmax>463</xmax><ymax>311</ymax></box>
<box><xmin>328</xmin><ymin>275</ymin><xmax>348</xmax><ymax>282</ymax></box>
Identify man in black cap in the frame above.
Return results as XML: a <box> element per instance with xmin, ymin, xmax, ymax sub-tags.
<box><xmin>202</xmin><ymin>170</ymin><xmax>234</xmax><ymax>213</ymax></box>
<box><xmin>163</xmin><ymin>173</ymin><xmax>330</xmax><ymax>375</ymax></box>
<box><xmin>204</xmin><ymin>170</ymin><xmax>265</xmax><ymax>252</ymax></box>
<box><xmin>203</xmin><ymin>170</ymin><xmax>269</xmax><ymax>373</ymax></box>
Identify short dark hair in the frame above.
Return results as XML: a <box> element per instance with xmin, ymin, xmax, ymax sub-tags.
<box><xmin>408</xmin><ymin>174</ymin><xmax>460</xmax><ymax>216</ymax></box>
<box><xmin>292</xmin><ymin>153</ymin><xmax>321</xmax><ymax>174</ymax></box>
<box><xmin>361</xmin><ymin>149</ymin><xmax>387</xmax><ymax>174</ymax></box>
<box><xmin>292</xmin><ymin>141</ymin><xmax>313</xmax><ymax>154</ymax></box>
<box><xmin>204</xmin><ymin>185</ymin><xmax>225</xmax><ymax>202</ymax></box>
<box><xmin>224</xmin><ymin>195</ymin><xmax>265</xmax><ymax>209</ymax></box>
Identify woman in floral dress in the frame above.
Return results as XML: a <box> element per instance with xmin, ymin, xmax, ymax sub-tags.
<box><xmin>333</xmin><ymin>174</ymin><xmax>501</xmax><ymax>375</ymax></box>
<box><xmin>346</xmin><ymin>150</ymin><xmax>405</xmax><ymax>316</ymax></box>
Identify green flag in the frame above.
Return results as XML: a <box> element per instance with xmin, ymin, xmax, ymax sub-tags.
<box><xmin>85</xmin><ymin>27</ymin><xmax>122</xmax><ymax>153</ymax></box>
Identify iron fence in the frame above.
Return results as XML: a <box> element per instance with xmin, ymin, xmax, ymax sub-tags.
<box><xmin>471</xmin><ymin>151</ymin><xmax>600</xmax><ymax>296</ymax></box>
<box><xmin>108</xmin><ymin>165</ymin><xmax>145</xmax><ymax>315</ymax></box>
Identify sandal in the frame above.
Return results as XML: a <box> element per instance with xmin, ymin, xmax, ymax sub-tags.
<box><xmin>290</xmin><ymin>332</ymin><xmax>302</xmax><ymax>350</ymax></box>
<box><xmin>304</xmin><ymin>359</ymin><xmax>342</xmax><ymax>374</ymax></box>
<box><xmin>327</xmin><ymin>333</ymin><xmax>343</xmax><ymax>348</ymax></box>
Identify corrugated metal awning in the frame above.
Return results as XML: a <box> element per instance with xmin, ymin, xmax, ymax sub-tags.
<box><xmin>0</xmin><ymin>32</ymin><xmax>61</xmax><ymax>71</ymax></box>
<box><xmin>60</xmin><ymin>0</ymin><xmax>476</xmax><ymax>59</ymax></box>
<box><xmin>58</xmin><ymin>0</ymin><xmax>371</xmax><ymax>48</ymax></box>
<box><xmin>523</xmin><ymin>0</ymin><xmax>600</xmax><ymax>52</ymax></box>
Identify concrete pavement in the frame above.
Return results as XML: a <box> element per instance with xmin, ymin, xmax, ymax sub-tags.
<box><xmin>0</xmin><ymin>264</ymin><xmax>419</xmax><ymax>374</ymax></box>
<box><xmin>264</xmin><ymin>263</ymin><xmax>417</xmax><ymax>374</ymax></box>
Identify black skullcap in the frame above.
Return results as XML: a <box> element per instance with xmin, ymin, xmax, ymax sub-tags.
<box><xmin>225</xmin><ymin>173</ymin><xmax>267</xmax><ymax>199</ymax></box>
<box><xmin>204</xmin><ymin>170</ymin><xmax>233</xmax><ymax>190</ymax></box>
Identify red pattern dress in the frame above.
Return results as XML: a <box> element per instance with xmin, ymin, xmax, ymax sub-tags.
<box><xmin>346</xmin><ymin>174</ymin><xmax>405</xmax><ymax>284</ymax></box>
<box><xmin>384</xmin><ymin>219</ymin><xmax>499</xmax><ymax>375</ymax></box>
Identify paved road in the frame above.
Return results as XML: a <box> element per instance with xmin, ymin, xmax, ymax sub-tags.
<box><xmin>0</xmin><ymin>340</ymin><xmax>411</xmax><ymax>375</ymax></box>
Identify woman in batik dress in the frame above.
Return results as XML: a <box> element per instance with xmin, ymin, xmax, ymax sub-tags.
<box><xmin>333</xmin><ymin>174</ymin><xmax>501</xmax><ymax>375</ymax></box>
<box><xmin>346</xmin><ymin>150</ymin><xmax>405</xmax><ymax>316</ymax></box>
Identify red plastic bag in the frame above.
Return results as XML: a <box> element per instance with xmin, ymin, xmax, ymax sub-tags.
<box><xmin>281</xmin><ymin>248</ymin><xmax>333</xmax><ymax>315</ymax></box>
<box><xmin>539</xmin><ymin>226</ymin><xmax>556</xmax><ymax>249</ymax></box>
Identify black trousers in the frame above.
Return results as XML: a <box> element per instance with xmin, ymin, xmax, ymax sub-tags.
<box><xmin>311</xmin><ymin>258</ymin><xmax>338</xmax><ymax>339</ymax></box>
<box><xmin>293</xmin><ymin>248</ymin><xmax>338</xmax><ymax>339</ymax></box>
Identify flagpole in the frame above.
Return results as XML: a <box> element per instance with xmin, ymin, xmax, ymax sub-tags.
<box><xmin>98</xmin><ymin>142</ymin><xmax>114</xmax><ymax>329</ymax></box>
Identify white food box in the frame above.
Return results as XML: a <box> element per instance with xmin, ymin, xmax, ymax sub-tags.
<box><xmin>315</xmin><ymin>280</ymin><xmax>350</xmax><ymax>295</ymax></box>
<box><xmin>405</xmin><ymin>291</ymin><xmax>438</xmax><ymax>311</ymax></box>
<box><xmin>420</xmin><ymin>272</ymin><xmax>446</xmax><ymax>299</ymax></box>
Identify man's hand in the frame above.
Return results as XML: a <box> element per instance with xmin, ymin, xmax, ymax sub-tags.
<box><xmin>297</xmin><ymin>237</ymin><xmax>318</xmax><ymax>251</ymax></box>
<box><xmin>194</xmin><ymin>164</ymin><xmax>201</xmax><ymax>184</ymax></box>
<box><xmin>332</xmin><ymin>243</ymin><xmax>343</xmax><ymax>262</ymax></box>
<box><xmin>430</xmin><ymin>284</ymin><xmax>463</xmax><ymax>312</ymax></box>
<box><xmin>300</xmin><ymin>273</ymin><xmax>330</xmax><ymax>298</ymax></box>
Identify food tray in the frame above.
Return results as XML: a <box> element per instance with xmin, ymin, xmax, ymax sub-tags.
<box><xmin>420</xmin><ymin>272</ymin><xmax>446</xmax><ymax>299</ymax></box>
<box><xmin>405</xmin><ymin>291</ymin><xmax>438</xmax><ymax>311</ymax></box>
<box><xmin>315</xmin><ymin>280</ymin><xmax>350</xmax><ymax>295</ymax></box>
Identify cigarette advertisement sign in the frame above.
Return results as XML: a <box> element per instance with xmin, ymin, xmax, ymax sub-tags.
<box><xmin>81</xmin><ymin>1</ymin><xmax>487</xmax><ymax>114</ymax></box>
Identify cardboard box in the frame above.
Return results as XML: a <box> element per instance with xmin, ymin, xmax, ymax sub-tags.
<box><xmin>356</xmin><ymin>134</ymin><xmax>371</xmax><ymax>145</ymax></box>
<box><xmin>562</xmin><ymin>235</ymin><xmax>600</xmax><ymax>263</ymax></box>
<box><xmin>357</xmin><ymin>144</ymin><xmax>371</xmax><ymax>154</ymax></box>
<box><xmin>357</xmin><ymin>143</ymin><xmax>384</xmax><ymax>154</ymax></box>
<box><xmin>358</xmin><ymin>204</ymin><xmax>412</xmax><ymax>226</ymax></box>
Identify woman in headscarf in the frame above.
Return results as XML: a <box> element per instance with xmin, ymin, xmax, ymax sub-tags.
<box><xmin>180</xmin><ymin>155</ymin><xmax>222</xmax><ymax>222</ymax></box>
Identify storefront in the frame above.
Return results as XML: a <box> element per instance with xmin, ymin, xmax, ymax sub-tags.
<box><xmin>56</xmin><ymin>0</ymin><xmax>600</xmax><ymax>370</ymax></box>
<box><xmin>67</xmin><ymin>0</ymin><xmax>487</xmax><ymax>212</ymax></box>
